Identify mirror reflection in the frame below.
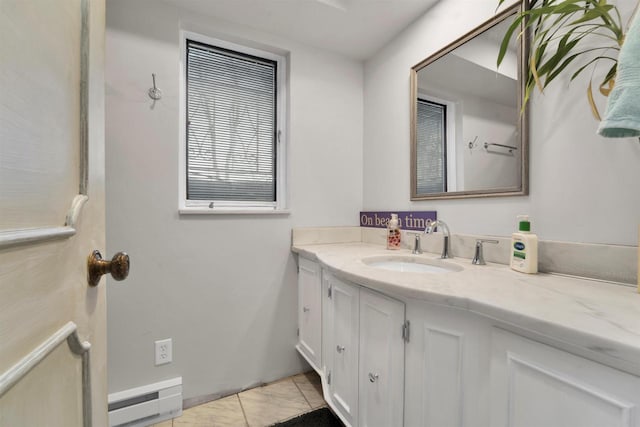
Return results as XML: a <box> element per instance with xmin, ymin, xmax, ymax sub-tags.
<box><xmin>410</xmin><ymin>3</ymin><xmax>528</xmax><ymax>200</ymax></box>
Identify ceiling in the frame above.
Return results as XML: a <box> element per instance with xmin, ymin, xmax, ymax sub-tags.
<box><xmin>416</xmin><ymin>15</ymin><xmax>519</xmax><ymax>108</ymax></box>
<box><xmin>161</xmin><ymin>0</ymin><xmax>440</xmax><ymax>60</ymax></box>
<box><xmin>418</xmin><ymin>53</ymin><xmax>518</xmax><ymax>108</ymax></box>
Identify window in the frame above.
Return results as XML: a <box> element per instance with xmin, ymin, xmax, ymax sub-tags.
<box><xmin>416</xmin><ymin>99</ymin><xmax>447</xmax><ymax>194</ymax></box>
<box><xmin>180</xmin><ymin>32</ymin><xmax>287</xmax><ymax>213</ymax></box>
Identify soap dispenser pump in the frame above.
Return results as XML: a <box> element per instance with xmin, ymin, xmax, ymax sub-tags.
<box><xmin>387</xmin><ymin>213</ymin><xmax>401</xmax><ymax>250</ymax></box>
<box><xmin>510</xmin><ymin>215</ymin><xmax>538</xmax><ymax>274</ymax></box>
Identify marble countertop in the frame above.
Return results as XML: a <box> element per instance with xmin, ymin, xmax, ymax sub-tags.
<box><xmin>293</xmin><ymin>242</ymin><xmax>640</xmax><ymax>371</ymax></box>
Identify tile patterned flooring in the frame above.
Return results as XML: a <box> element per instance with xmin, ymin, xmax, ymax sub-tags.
<box><xmin>152</xmin><ymin>371</ymin><xmax>327</xmax><ymax>427</ymax></box>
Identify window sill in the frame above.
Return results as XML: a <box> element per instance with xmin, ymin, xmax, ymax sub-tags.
<box><xmin>179</xmin><ymin>208</ymin><xmax>291</xmax><ymax>216</ymax></box>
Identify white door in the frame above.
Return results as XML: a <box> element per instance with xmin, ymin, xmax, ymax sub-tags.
<box><xmin>297</xmin><ymin>257</ymin><xmax>322</xmax><ymax>372</ymax></box>
<box><xmin>326</xmin><ymin>275</ymin><xmax>359</xmax><ymax>427</ymax></box>
<box><xmin>0</xmin><ymin>1</ymin><xmax>118</xmax><ymax>426</ymax></box>
<box><xmin>358</xmin><ymin>288</ymin><xmax>405</xmax><ymax>427</ymax></box>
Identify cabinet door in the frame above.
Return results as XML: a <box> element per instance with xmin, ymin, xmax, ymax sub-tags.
<box><xmin>326</xmin><ymin>274</ymin><xmax>359</xmax><ymax>427</ymax></box>
<box><xmin>404</xmin><ymin>302</ymin><xmax>491</xmax><ymax>427</ymax></box>
<box><xmin>491</xmin><ymin>328</ymin><xmax>640</xmax><ymax>427</ymax></box>
<box><xmin>358</xmin><ymin>288</ymin><xmax>405</xmax><ymax>427</ymax></box>
<box><xmin>297</xmin><ymin>257</ymin><xmax>322</xmax><ymax>372</ymax></box>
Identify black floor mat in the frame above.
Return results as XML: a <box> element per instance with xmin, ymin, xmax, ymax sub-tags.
<box><xmin>270</xmin><ymin>407</ymin><xmax>343</xmax><ymax>427</ymax></box>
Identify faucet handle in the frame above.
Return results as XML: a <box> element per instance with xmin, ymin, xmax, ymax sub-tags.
<box><xmin>410</xmin><ymin>233</ymin><xmax>422</xmax><ymax>254</ymax></box>
<box><xmin>472</xmin><ymin>239</ymin><xmax>499</xmax><ymax>265</ymax></box>
<box><xmin>477</xmin><ymin>239</ymin><xmax>499</xmax><ymax>244</ymax></box>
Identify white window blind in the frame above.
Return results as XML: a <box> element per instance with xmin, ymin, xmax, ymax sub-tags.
<box><xmin>416</xmin><ymin>99</ymin><xmax>447</xmax><ymax>194</ymax></box>
<box><xmin>186</xmin><ymin>40</ymin><xmax>277</xmax><ymax>204</ymax></box>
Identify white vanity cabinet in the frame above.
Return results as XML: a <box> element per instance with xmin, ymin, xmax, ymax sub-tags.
<box><xmin>296</xmin><ymin>257</ymin><xmax>322</xmax><ymax>373</ymax></box>
<box><xmin>404</xmin><ymin>301</ymin><xmax>491</xmax><ymax>427</ymax></box>
<box><xmin>324</xmin><ymin>272</ymin><xmax>360</xmax><ymax>427</ymax></box>
<box><xmin>358</xmin><ymin>288</ymin><xmax>405</xmax><ymax>427</ymax></box>
<box><xmin>321</xmin><ymin>270</ymin><xmax>406</xmax><ymax>427</ymax></box>
<box><xmin>490</xmin><ymin>328</ymin><xmax>640</xmax><ymax>427</ymax></box>
<box><xmin>294</xmin><ymin>244</ymin><xmax>640</xmax><ymax>427</ymax></box>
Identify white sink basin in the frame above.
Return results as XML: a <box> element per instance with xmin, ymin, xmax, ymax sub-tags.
<box><xmin>363</xmin><ymin>256</ymin><xmax>463</xmax><ymax>274</ymax></box>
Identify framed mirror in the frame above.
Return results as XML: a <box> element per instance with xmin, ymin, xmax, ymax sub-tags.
<box><xmin>410</xmin><ymin>2</ymin><xmax>528</xmax><ymax>200</ymax></box>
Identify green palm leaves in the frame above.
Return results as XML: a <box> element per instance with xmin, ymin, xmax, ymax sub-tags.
<box><xmin>497</xmin><ymin>0</ymin><xmax>625</xmax><ymax>119</ymax></box>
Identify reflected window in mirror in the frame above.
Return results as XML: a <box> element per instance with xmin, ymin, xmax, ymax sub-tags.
<box><xmin>416</xmin><ymin>99</ymin><xmax>447</xmax><ymax>194</ymax></box>
<box><xmin>410</xmin><ymin>1</ymin><xmax>528</xmax><ymax>200</ymax></box>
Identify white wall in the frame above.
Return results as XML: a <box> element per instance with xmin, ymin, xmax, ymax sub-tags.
<box><xmin>105</xmin><ymin>0</ymin><xmax>363</xmax><ymax>399</ymax></box>
<box><xmin>364</xmin><ymin>0</ymin><xmax>640</xmax><ymax>246</ymax></box>
<box><xmin>461</xmin><ymin>95</ymin><xmax>519</xmax><ymax>190</ymax></box>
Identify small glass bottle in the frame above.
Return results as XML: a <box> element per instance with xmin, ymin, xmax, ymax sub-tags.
<box><xmin>387</xmin><ymin>213</ymin><xmax>401</xmax><ymax>250</ymax></box>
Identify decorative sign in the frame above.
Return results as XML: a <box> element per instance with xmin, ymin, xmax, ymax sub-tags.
<box><xmin>359</xmin><ymin>211</ymin><xmax>437</xmax><ymax>231</ymax></box>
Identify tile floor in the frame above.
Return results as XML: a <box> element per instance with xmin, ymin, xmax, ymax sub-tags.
<box><xmin>152</xmin><ymin>371</ymin><xmax>327</xmax><ymax>427</ymax></box>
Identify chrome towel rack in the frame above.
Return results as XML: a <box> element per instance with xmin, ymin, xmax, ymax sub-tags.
<box><xmin>484</xmin><ymin>142</ymin><xmax>518</xmax><ymax>153</ymax></box>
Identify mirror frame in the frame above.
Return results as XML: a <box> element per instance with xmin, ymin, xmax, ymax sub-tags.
<box><xmin>410</xmin><ymin>1</ymin><xmax>529</xmax><ymax>200</ymax></box>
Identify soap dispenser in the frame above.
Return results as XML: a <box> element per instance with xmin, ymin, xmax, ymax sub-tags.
<box><xmin>387</xmin><ymin>213</ymin><xmax>401</xmax><ymax>250</ymax></box>
<box><xmin>510</xmin><ymin>215</ymin><xmax>538</xmax><ymax>274</ymax></box>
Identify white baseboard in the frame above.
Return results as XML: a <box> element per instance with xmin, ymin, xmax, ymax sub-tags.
<box><xmin>108</xmin><ymin>377</ymin><xmax>182</xmax><ymax>427</ymax></box>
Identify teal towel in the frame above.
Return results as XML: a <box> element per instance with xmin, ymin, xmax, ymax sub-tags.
<box><xmin>597</xmin><ymin>12</ymin><xmax>640</xmax><ymax>138</ymax></box>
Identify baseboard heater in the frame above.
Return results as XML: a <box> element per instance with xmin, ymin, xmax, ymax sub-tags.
<box><xmin>108</xmin><ymin>377</ymin><xmax>182</xmax><ymax>427</ymax></box>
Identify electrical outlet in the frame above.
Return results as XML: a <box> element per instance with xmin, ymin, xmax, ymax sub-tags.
<box><xmin>155</xmin><ymin>339</ymin><xmax>172</xmax><ymax>366</ymax></box>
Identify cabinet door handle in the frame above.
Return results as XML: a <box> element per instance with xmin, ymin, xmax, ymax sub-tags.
<box><xmin>368</xmin><ymin>372</ymin><xmax>379</xmax><ymax>383</ymax></box>
<box><xmin>336</xmin><ymin>345</ymin><xmax>345</xmax><ymax>353</ymax></box>
<box><xmin>303</xmin><ymin>306</ymin><xmax>310</xmax><ymax>312</ymax></box>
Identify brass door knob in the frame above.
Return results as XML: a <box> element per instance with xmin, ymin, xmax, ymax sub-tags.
<box><xmin>87</xmin><ymin>250</ymin><xmax>130</xmax><ymax>287</ymax></box>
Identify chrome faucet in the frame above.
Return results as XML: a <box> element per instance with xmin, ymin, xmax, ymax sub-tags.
<box><xmin>424</xmin><ymin>220</ymin><xmax>451</xmax><ymax>259</ymax></box>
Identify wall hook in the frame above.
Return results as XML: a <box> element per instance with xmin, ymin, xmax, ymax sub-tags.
<box><xmin>468</xmin><ymin>135</ymin><xmax>478</xmax><ymax>150</ymax></box>
<box><xmin>148</xmin><ymin>73</ymin><xmax>162</xmax><ymax>101</ymax></box>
